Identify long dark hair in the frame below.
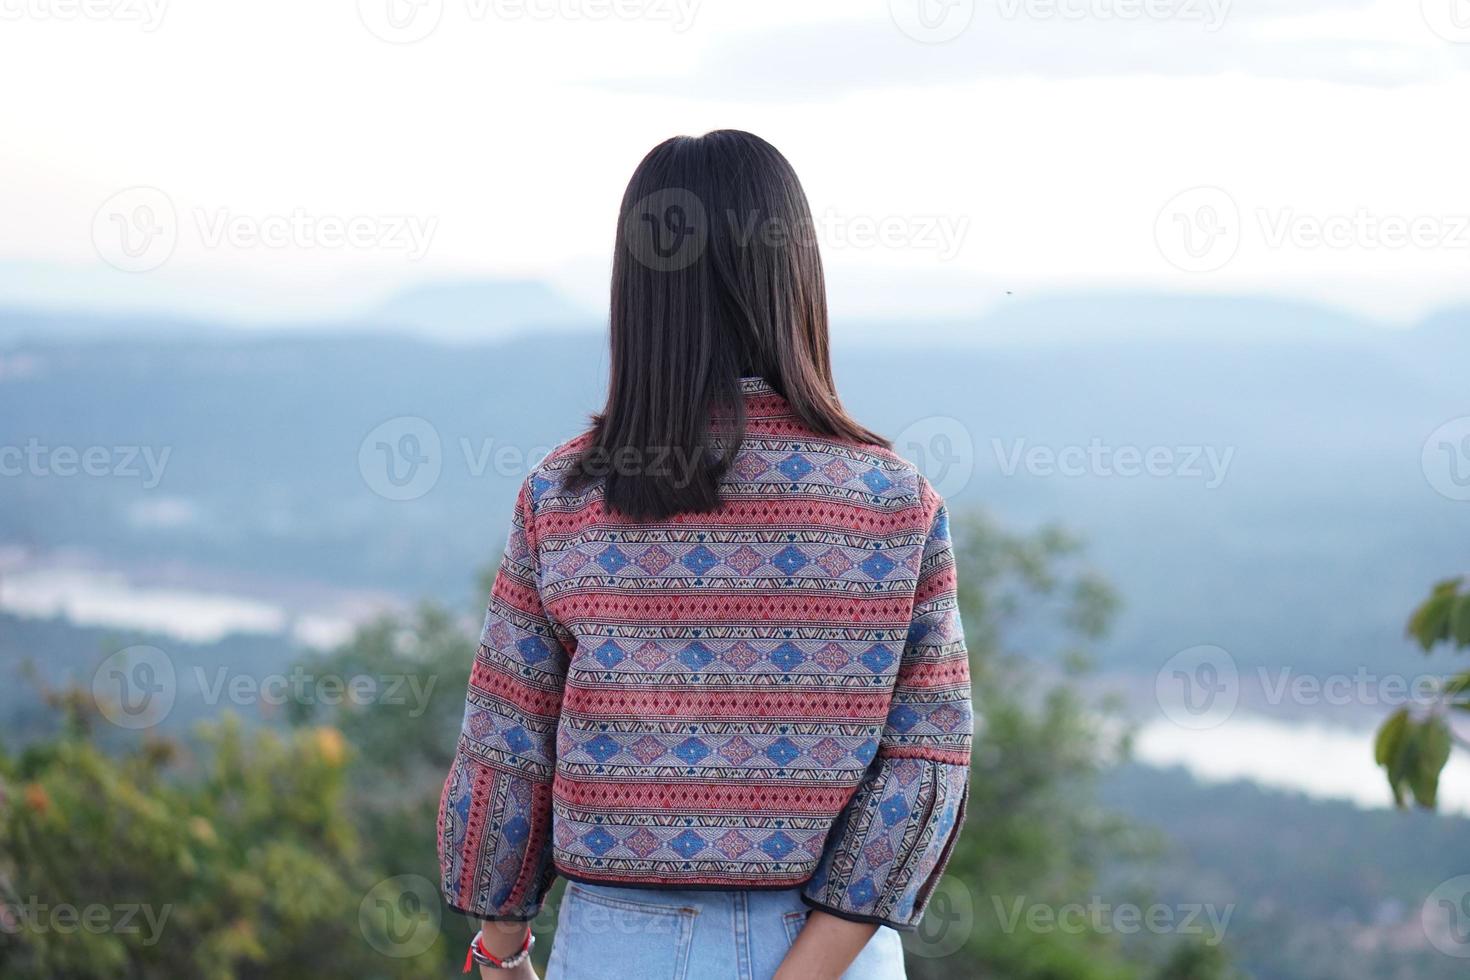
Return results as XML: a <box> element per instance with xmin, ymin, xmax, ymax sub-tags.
<box><xmin>568</xmin><ymin>129</ymin><xmax>887</xmax><ymax>520</ymax></box>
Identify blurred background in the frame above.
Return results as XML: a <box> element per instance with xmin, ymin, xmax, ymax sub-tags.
<box><xmin>3</xmin><ymin>1</ymin><xmax>1470</xmax><ymax>977</ymax></box>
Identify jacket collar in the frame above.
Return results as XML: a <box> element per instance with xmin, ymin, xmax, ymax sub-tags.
<box><xmin>737</xmin><ymin>376</ymin><xmax>796</xmax><ymax>420</ymax></box>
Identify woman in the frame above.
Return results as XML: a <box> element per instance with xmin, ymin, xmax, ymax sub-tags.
<box><xmin>437</xmin><ymin>130</ymin><xmax>972</xmax><ymax>980</ymax></box>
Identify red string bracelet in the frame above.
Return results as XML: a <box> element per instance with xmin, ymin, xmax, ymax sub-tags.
<box><xmin>463</xmin><ymin>926</ymin><xmax>534</xmax><ymax>973</ymax></box>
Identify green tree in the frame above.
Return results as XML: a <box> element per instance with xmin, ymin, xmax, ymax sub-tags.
<box><xmin>0</xmin><ymin>693</ymin><xmax>445</xmax><ymax>979</ymax></box>
<box><xmin>289</xmin><ymin>603</ymin><xmax>500</xmax><ymax>970</ymax></box>
<box><xmin>1152</xmin><ymin>939</ymin><xmax>1246</xmax><ymax>980</ymax></box>
<box><xmin>1373</xmin><ymin>576</ymin><xmax>1470</xmax><ymax>809</ymax></box>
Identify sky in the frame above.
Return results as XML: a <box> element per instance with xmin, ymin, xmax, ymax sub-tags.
<box><xmin>1</xmin><ymin>0</ymin><xmax>1468</xmax><ymax>326</ymax></box>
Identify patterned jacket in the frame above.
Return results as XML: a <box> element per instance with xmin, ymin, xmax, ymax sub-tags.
<box><xmin>437</xmin><ymin>378</ymin><xmax>972</xmax><ymax>931</ymax></box>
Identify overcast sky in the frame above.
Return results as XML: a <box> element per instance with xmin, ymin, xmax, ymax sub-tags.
<box><xmin>1</xmin><ymin>0</ymin><xmax>1468</xmax><ymax>326</ymax></box>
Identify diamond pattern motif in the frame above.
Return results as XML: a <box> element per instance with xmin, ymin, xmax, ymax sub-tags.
<box><xmin>630</xmin><ymin>735</ymin><xmax>667</xmax><ymax>765</ymax></box>
<box><xmin>670</xmin><ymin>830</ymin><xmax>707</xmax><ymax>859</ymax></box>
<box><xmin>822</xmin><ymin>459</ymin><xmax>854</xmax><ymax>483</ymax></box>
<box><xmin>761</xmin><ymin>831</ymin><xmax>796</xmax><ymax>859</ymax></box>
<box><xmin>879</xmin><ymin>794</ymin><xmax>911</xmax><ymax>827</ymax></box>
<box><xmin>586</xmin><ymin>735</ymin><xmax>620</xmax><ymax>763</ymax></box>
<box><xmin>678</xmin><ymin>641</ymin><xmax>715</xmax><ymax>670</ymax></box>
<box><xmin>888</xmin><ymin>705</ymin><xmax>919</xmax><ymax>733</ymax></box>
<box><xmin>632</xmin><ymin>641</ymin><xmax>671</xmax><ymax>670</ymax></box>
<box><xmin>516</xmin><ymin>637</ymin><xmax>553</xmax><ymax>663</ymax></box>
<box><xmin>860</xmin><ymin>645</ymin><xmax>895</xmax><ymax>674</ymax></box>
<box><xmin>596</xmin><ymin>546</ymin><xmax>630</xmax><ymax>573</ymax></box>
<box><xmin>681</xmin><ymin>545</ymin><xmax>719</xmax><ymax>575</ymax></box>
<box><xmin>814</xmin><ymin>548</ymin><xmax>855</xmax><ymax>577</ymax></box>
<box><xmin>732</xmin><ymin>453</ymin><xmax>770</xmax><ymax>481</ymax></box>
<box><xmin>724</xmin><ymin>643</ymin><xmax>759</xmax><ymax>670</ymax></box>
<box><xmin>771</xmin><ymin>546</ymin><xmax>810</xmax><ymax>575</ymax></box>
<box><xmin>765</xmin><ymin>737</ymin><xmax>800</xmax><ymax>766</ymax></box>
<box><xmin>814</xmin><ymin>644</ymin><xmax>851</xmax><ymax>671</ymax></box>
<box><xmin>636</xmin><ymin>545</ymin><xmax>675</xmax><ymax>574</ymax></box>
<box><xmin>719</xmin><ymin>736</ymin><xmax>757</xmax><ymax>765</ymax></box>
<box><xmin>859</xmin><ymin>552</ymin><xmax>897</xmax><ymax>580</ymax></box>
<box><xmin>593</xmin><ymin>640</ymin><xmax>626</xmax><ymax>668</ymax></box>
<box><xmin>715</xmin><ymin>830</ymin><xmax>753</xmax><ymax>858</ymax></box>
<box><xmin>770</xmin><ymin>642</ymin><xmax>806</xmax><ymax>671</ymax></box>
<box><xmin>777</xmin><ymin>454</ymin><xmax>815</xmax><ymax>480</ymax></box>
<box><xmin>808</xmin><ymin>738</ymin><xmax>846</xmax><ymax>770</ymax></box>
<box><xmin>674</xmin><ymin>737</ymin><xmax>712</xmax><ymax>764</ymax></box>
<box><xmin>725</xmin><ymin>545</ymin><xmax>764</xmax><ymax>575</ymax></box>
<box><xmin>625</xmin><ymin>828</ymin><xmax>662</xmax><ymax>858</ymax></box>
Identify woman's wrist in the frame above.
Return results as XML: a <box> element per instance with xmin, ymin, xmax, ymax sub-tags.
<box><xmin>467</xmin><ymin>920</ymin><xmax>537</xmax><ymax>977</ymax></box>
<box><xmin>477</xmin><ymin>920</ymin><xmax>534</xmax><ymax>959</ymax></box>
<box><xmin>775</xmin><ymin>908</ymin><xmax>878</xmax><ymax>980</ymax></box>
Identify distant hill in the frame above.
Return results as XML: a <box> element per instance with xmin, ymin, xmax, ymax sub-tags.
<box><xmin>1102</xmin><ymin>764</ymin><xmax>1470</xmax><ymax>980</ymax></box>
<box><xmin>842</xmin><ymin>291</ymin><xmax>1392</xmax><ymax>348</ymax></box>
<box><xmin>0</xmin><ymin>293</ymin><xmax>1464</xmax><ymax>681</ymax></box>
<box><xmin>367</xmin><ymin>278</ymin><xmax>597</xmax><ymax>341</ymax></box>
<box><xmin>5</xmin><ymin>281</ymin><xmax>1462</xmax><ymax>348</ymax></box>
<box><xmin>0</xmin><ymin>277</ymin><xmax>600</xmax><ymax>345</ymax></box>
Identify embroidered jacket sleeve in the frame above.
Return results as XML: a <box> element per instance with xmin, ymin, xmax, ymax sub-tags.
<box><xmin>802</xmin><ymin>499</ymin><xmax>973</xmax><ymax>931</ymax></box>
<box><xmin>438</xmin><ymin>477</ymin><xmax>570</xmax><ymax>921</ymax></box>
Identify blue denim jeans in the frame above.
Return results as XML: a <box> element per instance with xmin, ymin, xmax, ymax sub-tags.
<box><xmin>544</xmin><ymin>881</ymin><xmax>907</xmax><ymax>980</ymax></box>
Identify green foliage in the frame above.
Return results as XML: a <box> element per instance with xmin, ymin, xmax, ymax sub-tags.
<box><xmin>1153</xmin><ymin>939</ymin><xmax>1246</xmax><ymax>980</ymax></box>
<box><xmin>0</xmin><ymin>701</ymin><xmax>443</xmax><ymax>979</ymax></box>
<box><xmin>1408</xmin><ymin>577</ymin><xmax>1470</xmax><ymax>653</ymax></box>
<box><xmin>290</xmin><ymin>593</ymin><xmax>564</xmax><ymax>973</ymax></box>
<box><xmin>1374</xmin><ymin>576</ymin><xmax>1470</xmax><ymax>810</ymax></box>
<box><xmin>289</xmin><ymin>603</ymin><xmax>488</xmax><ymax>966</ymax></box>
